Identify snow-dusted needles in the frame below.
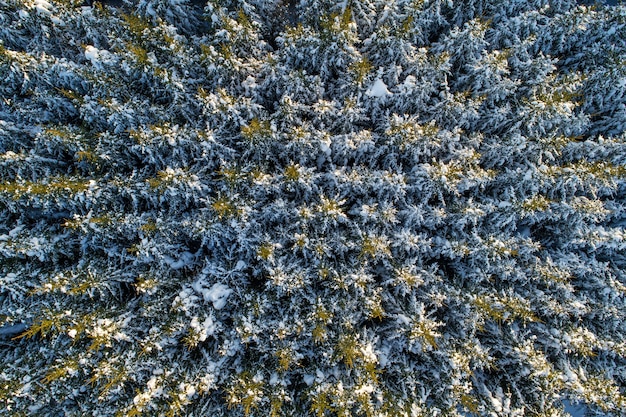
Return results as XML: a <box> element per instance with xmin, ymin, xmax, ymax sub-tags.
<box><xmin>1</xmin><ymin>1</ymin><xmax>625</xmax><ymax>416</ymax></box>
<box><xmin>366</xmin><ymin>78</ymin><xmax>392</xmax><ymax>98</ymax></box>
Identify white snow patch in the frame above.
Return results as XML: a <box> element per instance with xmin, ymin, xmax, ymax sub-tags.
<box><xmin>34</xmin><ymin>0</ymin><xmax>53</xmax><ymax>15</ymax></box>
<box><xmin>3</xmin><ymin>273</ymin><xmax>17</xmax><ymax>283</ymax></box>
<box><xmin>242</xmin><ymin>76</ymin><xmax>258</xmax><ymax>94</ymax></box>
<box><xmin>183</xmin><ymin>384</ymin><xmax>196</xmax><ymax>399</ymax></box>
<box><xmin>84</xmin><ymin>46</ymin><xmax>100</xmax><ymax>63</ymax></box>
<box><xmin>366</xmin><ymin>78</ymin><xmax>392</xmax><ymax>98</ymax></box>
<box><xmin>303</xmin><ymin>374</ymin><xmax>315</xmax><ymax>386</ymax></box>
<box><xmin>489</xmin><ymin>388</ymin><xmax>504</xmax><ymax>413</ymax></box>
<box><xmin>361</xmin><ymin>343</ymin><xmax>378</xmax><ymax>364</ymax></box>
<box><xmin>202</xmin><ymin>283</ymin><xmax>232</xmax><ymax>310</ymax></box>
<box><xmin>320</xmin><ymin>136</ymin><xmax>332</xmax><ymax>155</ymax></box>
<box><xmin>165</xmin><ymin>252</ymin><xmax>194</xmax><ymax>270</ymax></box>
<box><xmin>355</xmin><ymin>384</ymin><xmax>375</xmax><ymax>395</ymax></box>
<box><xmin>399</xmin><ymin>75</ymin><xmax>417</xmax><ymax>93</ymax></box>
<box><xmin>168</xmin><ymin>259</ymin><xmax>187</xmax><ymax>269</ymax></box>
<box><xmin>190</xmin><ymin>316</ymin><xmax>216</xmax><ymax>341</ymax></box>
<box><xmin>523</xmin><ymin>170</ymin><xmax>533</xmax><ymax>181</ymax></box>
<box><xmin>378</xmin><ymin>346</ymin><xmax>390</xmax><ymax>368</ymax></box>
<box><xmin>269</xmin><ymin>373</ymin><xmax>279</xmax><ymax>385</ymax></box>
<box><xmin>396</xmin><ymin>314</ymin><xmax>411</xmax><ymax>325</ymax></box>
<box><xmin>84</xmin><ymin>46</ymin><xmax>114</xmax><ymax>68</ymax></box>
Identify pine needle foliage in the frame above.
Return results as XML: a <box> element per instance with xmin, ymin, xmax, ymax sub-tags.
<box><xmin>0</xmin><ymin>0</ymin><xmax>625</xmax><ymax>416</ymax></box>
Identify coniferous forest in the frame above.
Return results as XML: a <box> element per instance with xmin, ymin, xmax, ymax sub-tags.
<box><xmin>0</xmin><ymin>0</ymin><xmax>625</xmax><ymax>416</ymax></box>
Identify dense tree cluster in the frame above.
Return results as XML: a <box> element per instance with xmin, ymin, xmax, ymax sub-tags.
<box><xmin>0</xmin><ymin>0</ymin><xmax>625</xmax><ymax>416</ymax></box>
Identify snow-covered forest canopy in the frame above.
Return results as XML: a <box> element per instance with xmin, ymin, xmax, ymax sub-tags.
<box><xmin>0</xmin><ymin>0</ymin><xmax>625</xmax><ymax>416</ymax></box>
